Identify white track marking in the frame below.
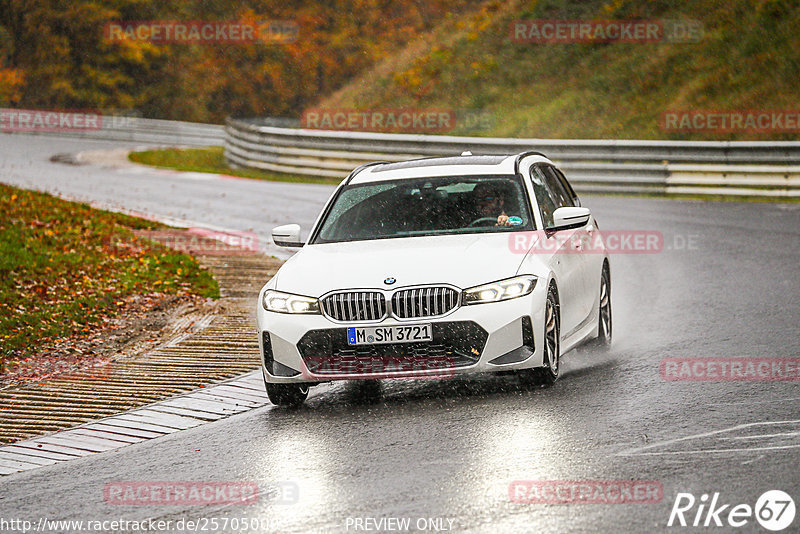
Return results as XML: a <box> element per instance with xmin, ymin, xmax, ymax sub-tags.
<box><xmin>619</xmin><ymin>419</ymin><xmax>800</xmax><ymax>456</ymax></box>
<box><xmin>708</xmin><ymin>396</ymin><xmax>800</xmax><ymax>406</ymax></box>
<box><xmin>724</xmin><ymin>431</ymin><xmax>800</xmax><ymax>440</ymax></box>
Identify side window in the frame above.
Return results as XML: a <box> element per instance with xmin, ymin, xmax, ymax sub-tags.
<box><xmin>551</xmin><ymin>167</ymin><xmax>580</xmax><ymax>207</ymax></box>
<box><xmin>542</xmin><ymin>166</ymin><xmax>574</xmax><ymax>208</ymax></box>
<box><xmin>530</xmin><ymin>166</ymin><xmax>558</xmax><ymax>228</ymax></box>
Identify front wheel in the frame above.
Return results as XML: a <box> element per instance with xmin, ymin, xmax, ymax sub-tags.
<box><xmin>591</xmin><ymin>264</ymin><xmax>612</xmax><ymax>350</ymax></box>
<box><xmin>265</xmin><ymin>382</ymin><xmax>309</xmax><ymax>407</ymax></box>
<box><xmin>520</xmin><ymin>284</ymin><xmax>560</xmax><ymax>387</ymax></box>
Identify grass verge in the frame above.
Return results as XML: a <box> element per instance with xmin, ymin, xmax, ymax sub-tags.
<box><xmin>129</xmin><ymin>146</ymin><xmax>341</xmax><ymax>185</ymax></box>
<box><xmin>0</xmin><ymin>183</ymin><xmax>220</xmax><ymax>370</ymax></box>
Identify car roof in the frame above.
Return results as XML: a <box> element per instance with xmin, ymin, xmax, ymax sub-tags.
<box><xmin>348</xmin><ymin>153</ymin><xmax>554</xmax><ymax>184</ymax></box>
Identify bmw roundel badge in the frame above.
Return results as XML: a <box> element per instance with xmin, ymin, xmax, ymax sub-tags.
<box><xmin>384</xmin><ymin>277</ymin><xmax>396</xmax><ymax>285</ymax></box>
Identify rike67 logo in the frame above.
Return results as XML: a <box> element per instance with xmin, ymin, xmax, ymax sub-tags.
<box><xmin>668</xmin><ymin>490</ymin><xmax>795</xmax><ymax>531</ymax></box>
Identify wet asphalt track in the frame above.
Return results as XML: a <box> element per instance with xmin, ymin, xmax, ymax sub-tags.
<box><xmin>1</xmin><ymin>133</ymin><xmax>799</xmax><ymax>533</ymax></box>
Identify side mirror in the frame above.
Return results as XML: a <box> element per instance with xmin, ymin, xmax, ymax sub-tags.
<box><xmin>549</xmin><ymin>207</ymin><xmax>591</xmax><ymax>231</ymax></box>
<box><xmin>272</xmin><ymin>224</ymin><xmax>304</xmax><ymax>248</ymax></box>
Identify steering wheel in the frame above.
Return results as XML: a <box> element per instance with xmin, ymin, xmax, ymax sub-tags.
<box><xmin>468</xmin><ymin>217</ymin><xmax>499</xmax><ymax>227</ymax></box>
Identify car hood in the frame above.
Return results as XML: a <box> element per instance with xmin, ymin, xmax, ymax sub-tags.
<box><xmin>273</xmin><ymin>233</ymin><xmax>539</xmax><ymax>296</ymax></box>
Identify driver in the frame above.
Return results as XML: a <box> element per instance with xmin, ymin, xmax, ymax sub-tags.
<box><xmin>473</xmin><ymin>182</ymin><xmax>510</xmax><ymax>226</ymax></box>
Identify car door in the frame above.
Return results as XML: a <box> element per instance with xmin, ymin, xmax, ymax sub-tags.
<box><xmin>547</xmin><ymin>165</ymin><xmax>599</xmax><ymax>327</ymax></box>
<box><xmin>528</xmin><ymin>164</ymin><xmax>588</xmax><ymax>338</ymax></box>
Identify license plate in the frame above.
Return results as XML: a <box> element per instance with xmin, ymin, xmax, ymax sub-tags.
<box><xmin>347</xmin><ymin>324</ymin><xmax>433</xmax><ymax>346</ymax></box>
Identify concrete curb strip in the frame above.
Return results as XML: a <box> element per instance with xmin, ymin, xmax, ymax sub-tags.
<box><xmin>0</xmin><ymin>370</ymin><xmax>267</xmax><ymax>475</ymax></box>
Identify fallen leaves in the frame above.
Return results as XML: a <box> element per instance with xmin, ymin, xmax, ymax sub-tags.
<box><xmin>0</xmin><ymin>183</ymin><xmax>219</xmax><ymax>369</ymax></box>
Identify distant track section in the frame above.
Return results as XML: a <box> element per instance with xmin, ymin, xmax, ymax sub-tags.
<box><xmin>0</xmin><ymin>110</ymin><xmax>223</xmax><ymax>147</ymax></box>
<box><xmin>225</xmin><ymin>117</ymin><xmax>800</xmax><ymax>198</ymax></box>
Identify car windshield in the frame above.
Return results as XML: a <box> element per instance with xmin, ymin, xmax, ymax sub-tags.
<box><xmin>313</xmin><ymin>175</ymin><xmax>535</xmax><ymax>243</ymax></box>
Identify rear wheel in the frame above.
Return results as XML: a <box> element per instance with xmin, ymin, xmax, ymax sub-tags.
<box><xmin>520</xmin><ymin>284</ymin><xmax>560</xmax><ymax>387</ymax></box>
<box><xmin>265</xmin><ymin>382</ymin><xmax>309</xmax><ymax>407</ymax></box>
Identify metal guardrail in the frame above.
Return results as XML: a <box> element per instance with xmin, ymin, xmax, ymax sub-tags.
<box><xmin>0</xmin><ymin>113</ymin><xmax>224</xmax><ymax>147</ymax></box>
<box><xmin>225</xmin><ymin>117</ymin><xmax>800</xmax><ymax>197</ymax></box>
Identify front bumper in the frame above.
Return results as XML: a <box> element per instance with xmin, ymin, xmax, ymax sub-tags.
<box><xmin>257</xmin><ymin>285</ymin><xmax>547</xmax><ymax>383</ymax></box>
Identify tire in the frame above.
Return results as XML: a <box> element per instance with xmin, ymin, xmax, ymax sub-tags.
<box><xmin>520</xmin><ymin>283</ymin><xmax>560</xmax><ymax>387</ymax></box>
<box><xmin>265</xmin><ymin>382</ymin><xmax>309</xmax><ymax>407</ymax></box>
<box><xmin>592</xmin><ymin>263</ymin><xmax>612</xmax><ymax>350</ymax></box>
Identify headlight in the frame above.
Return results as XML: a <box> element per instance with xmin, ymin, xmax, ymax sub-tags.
<box><xmin>462</xmin><ymin>275</ymin><xmax>537</xmax><ymax>305</ymax></box>
<box><xmin>262</xmin><ymin>290</ymin><xmax>320</xmax><ymax>314</ymax></box>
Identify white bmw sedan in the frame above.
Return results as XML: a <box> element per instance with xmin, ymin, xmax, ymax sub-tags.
<box><xmin>257</xmin><ymin>152</ymin><xmax>611</xmax><ymax>406</ymax></box>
